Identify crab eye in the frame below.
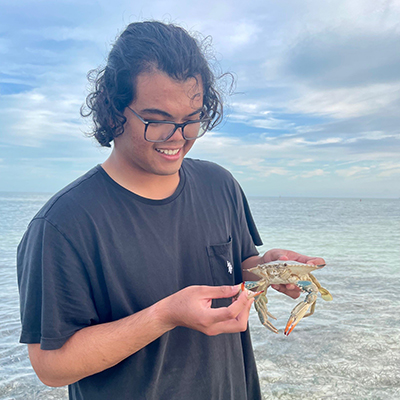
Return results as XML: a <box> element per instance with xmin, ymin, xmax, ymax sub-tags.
<box><xmin>283</xmin><ymin>263</ymin><xmax>287</xmax><ymax>266</ymax></box>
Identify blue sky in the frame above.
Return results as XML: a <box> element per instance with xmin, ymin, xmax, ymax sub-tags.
<box><xmin>1</xmin><ymin>0</ymin><xmax>399</xmax><ymax>198</ymax></box>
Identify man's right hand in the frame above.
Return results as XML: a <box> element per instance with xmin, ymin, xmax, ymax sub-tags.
<box><xmin>158</xmin><ymin>285</ymin><xmax>254</xmax><ymax>336</ymax></box>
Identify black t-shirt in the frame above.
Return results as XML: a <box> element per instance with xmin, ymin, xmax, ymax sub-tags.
<box><xmin>17</xmin><ymin>158</ymin><xmax>263</xmax><ymax>400</ymax></box>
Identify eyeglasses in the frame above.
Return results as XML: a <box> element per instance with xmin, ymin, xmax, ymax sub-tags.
<box><xmin>127</xmin><ymin>106</ymin><xmax>212</xmax><ymax>143</ymax></box>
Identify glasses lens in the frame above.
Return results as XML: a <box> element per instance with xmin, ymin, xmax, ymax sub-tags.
<box><xmin>146</xmin><ymin>123</ymin><xmax>176</xmax><ymax>142</ymax></box>
<box><xmin>183</xmin><ymin>119</ymin><xmax>211</xmax><ymax>140</ymax></box>
<box><xmin>182</xmin><ymin>121</ymin><xmax>201</xmax><ymax>140</ymax></box>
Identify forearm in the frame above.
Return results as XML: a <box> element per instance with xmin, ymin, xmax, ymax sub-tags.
<box><xmin>29</xmin><ymin>298</ymin><xmax>173</xmax><ymax>387</ymax></box>
<box><xmin>29</xmin><ymin>284</ymin><xmax>252</xmax><ymax>387</ymax></box>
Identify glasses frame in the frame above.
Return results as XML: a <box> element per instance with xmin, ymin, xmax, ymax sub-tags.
<box><xmin>127</xmin><ymin>106</ymin><xmax>212</xmax><ymax>143</ymax></box>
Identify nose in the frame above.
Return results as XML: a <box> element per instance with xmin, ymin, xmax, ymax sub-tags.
<box><xmin>168</xmin><ymin>125</ymin><xmax>185</xmax><ymax>141</ymax></box>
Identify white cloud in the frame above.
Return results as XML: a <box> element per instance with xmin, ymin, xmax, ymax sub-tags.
<box><xmin>1</xmin><ymin>0</ymin><xmax>400</xmax><ymax>197</ymax></box>
<box><xmin>336</xmin><ymin>166</ymin><xmax>371</xmax><ymax>178</ymax></box>
<box><xmin>224</xmin><ymin>21</ymin><xmax>261</xmax><ymax>51</ymax></box>
<box><xmin>288</xmin><ymin>83</ymin><xmax>400</xmax><ymax>118</ymax></box>
<box><xmin>376</xmin><ymin>162</ymin><xmax>400</xmax><ymax>178</ymax></box>
<box><xmin>229</xmin><ymin>102</ymin><xmax>266</xmax><ymax>115</ymax></box>
<box><xmin>1</xmin><ymin>88</ymin><xmax>84</xmax><ymax>147</ymax></box>
<box><xmin>287</xmin><ymin>158</ymin><xmax>314</xmax><ymax>166</ymax></box>
<box><xmin>377</xmin><ymin>168</ymin><xmax>400</xmax><ymax>178</ymax></box>
<box><xmin>300</xmin><ymin>169</ymin><xmax>326</xmax><ymax>178</ymax></box>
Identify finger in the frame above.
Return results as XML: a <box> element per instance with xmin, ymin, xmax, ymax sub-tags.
<box><xmin>190</xmin><ymin>284</ymin><xmax>241</xmax><ymax>300</ymax></box>
<box><xmin>206</xmin><ymin>296</ymin><xmax>253</xmax><ymax>335</ymax></box>
<box><xmin>280</xmin><ymin>254</ymin><xmax>325</xmax><ymax>266</ymax></box>
<box><xmin>271</xmin><ymin>284</ymin><xmax>285</xmax><ymax>292</ymax></box>
<box><xmin>210</xmin><ymin>290</ymin><xmax>253</xmax><ymax>322</ymax></box>
<box><xmin>202</xmin><ymin>284</ymin><xmax>242</xmax><ymax>300</ymax></box>
<box><xmin>271</xmin><ymin>284</ymin><xmax>301</xmax><ymax>299</ymax></box>
<box><xmin>287</xmin><ymin>253</ymin><xmax>325</xmax><ymax>265</ymax></box>
<box><xmin>209</xmin><ymin>314</ymin><xmax>250</xmax><ymax>334</ymax></box>
<box><xmin>285</xmin><ymin>284</ymin><xmax>297</xmax><ymax>290</ymax></box>
<box><xmin>305</xmin><ymin>257</ymin><xmax>326</xmax><ymax>266</ymax></box>
<box><xmin>286</xmin><ymin>290</ymin><xmax>301</xmax><ymax>299</ymax></box>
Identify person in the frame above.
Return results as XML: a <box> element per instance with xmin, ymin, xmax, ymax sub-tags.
<box><xmin>17</xmin><ymin>21</ymin><xmax>325</xmax><ymax>400</ymax></box>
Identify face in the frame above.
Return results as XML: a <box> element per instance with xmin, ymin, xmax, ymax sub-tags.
<box><xmin>113</xmin><ymin>70</ymin><xmax>204</xmax><ymax>178</ymax></box>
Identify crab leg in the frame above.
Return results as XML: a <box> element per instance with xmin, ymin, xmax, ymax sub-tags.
<box><xmin>284</xmin><ymin>291</ymin><xmax>317</xmax><ymax>336</ymax></box>
<box><xmin>308</xmin><ymin>274</ymin><xmax>333</xmax><ymax>301</ymax></box>
<box><xmin>242</xmin><ymin>281</ymin><xmax>279</xmax><ymax>333</ymax></box>
<box><xmin>254</xmin><ymin>292</ymin><xmax>279</xmax><ymax>334</ymax></box>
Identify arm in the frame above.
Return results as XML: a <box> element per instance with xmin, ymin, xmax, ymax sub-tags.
<box><xmin>28</xmin><ymin>284</ymin><xmax>253</xmax><ymax>387</ymax></box>
<box><xmin>242</xmin><ymin>248</ymin><xmax>326</xmax><ymax>299</ymax></box>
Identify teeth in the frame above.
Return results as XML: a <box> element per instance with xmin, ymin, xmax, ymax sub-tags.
<box><xmin>156</xmin><ymin>149</ymin><xmax>180</xmax><ymax>155</ymax></box>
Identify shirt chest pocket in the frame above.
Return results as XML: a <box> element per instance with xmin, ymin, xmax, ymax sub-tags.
<box><xmin>207</xmin><ymin>236</ymin><xmax>235</xmax><ymax>308</ymax></box>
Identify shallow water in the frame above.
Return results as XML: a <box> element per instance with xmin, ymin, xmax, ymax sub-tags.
<box><xmin>0</xmin><ymin>193</ymin><xmax>68</xmax><ymax>399</ymax></box>
<box><xmin>1</xmin><ymin>193</ymin><xmax>399</xmax><ymax>399</ymax></box>
<box><xmin>249</xmin><ymin>197</ymin><xmax>400</xmax><ymax>399</ymax></box>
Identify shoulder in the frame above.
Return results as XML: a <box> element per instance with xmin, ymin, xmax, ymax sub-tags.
<box><xmin>183</xmin><ymin>158</ymin><xmax>236</xmax><ymax>184</ymax></box>
<box><xmin>182</xmin><ymin>158</ymin><xmax>245</xmax><ymax>205</ymax></box>
<box><xmin>32</xmin><ymin>165</ymin><xmax>106</xmax><ymax>227</ymax></box>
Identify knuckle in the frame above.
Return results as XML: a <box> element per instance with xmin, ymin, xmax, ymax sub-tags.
<box><xmin>219</xmin><ymin>286</ymin><xmax>231</xmax><ymax>296</ymax></box>
<box><xmin>225</xmin><ymin>309</ymin><xmax>236</xmax><ymax>320</ymax></box>
<box><xmin>205</xmin><ymin>327</ymin><xmax>218</xmax><ymax>336</ymax></box>
<box><xmin>199</xmin><ymin>315</ymin><xmax>212</xmax><ymax>329</ymax></box>
<box><xmin>239</xmin><ymin>293</ymin><xmax>250</xmax><ymax>306</ymax></box>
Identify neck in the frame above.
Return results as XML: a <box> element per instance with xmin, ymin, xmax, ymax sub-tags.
<box><xmin>102</xmin><ymin>153</ymin><xmax>181</xmax><ymax>200</ymax></box>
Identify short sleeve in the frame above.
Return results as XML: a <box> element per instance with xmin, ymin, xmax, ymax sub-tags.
<box><xmin>17</xmin><ymin>218</ymin><xmax>99</xmax><ymax>350</ymax></box>
<box><xmin>229</xmin><ymin>179</ymin><xmax>262</xmax><ymax>263</ymax></box>
<box><xmin>239</xmin><ymin>186</ymin><xmax>263</xmax><ymax>247</ymax></box>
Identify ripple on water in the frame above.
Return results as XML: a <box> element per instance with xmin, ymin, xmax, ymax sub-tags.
<box><xmin>251</xmin><ymin>310</ymin><xmax>400</xmax><ymax>400</ymax></box>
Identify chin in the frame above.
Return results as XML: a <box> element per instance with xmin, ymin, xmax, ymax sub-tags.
<box><xmin>154</xmin><ymin>159</ymin><xmax>185</xmax><ymax>176</ymax></box>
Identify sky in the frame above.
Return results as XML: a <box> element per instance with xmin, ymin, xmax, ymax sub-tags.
<box><xmin>1</xmin><ymin>0</ymin><xmax>399</xmax><ymax>198</ymax></box>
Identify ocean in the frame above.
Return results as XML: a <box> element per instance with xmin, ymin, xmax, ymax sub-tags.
<box><xmin>1</xmin><ymin>192</ymin><xmax>399</xmax><ymax>399</ymax></box>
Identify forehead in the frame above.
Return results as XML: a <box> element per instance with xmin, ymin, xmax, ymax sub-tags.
<box><xmin>133</xmin><ymin>70</ymin><xmax>204</xmax><ymax>111</ymax></box>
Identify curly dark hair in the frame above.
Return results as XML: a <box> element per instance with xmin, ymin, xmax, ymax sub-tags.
<box><xmin>81</xmin><ymin>21</ymin><xmax>226</xmax><ymax>147</ymax></box>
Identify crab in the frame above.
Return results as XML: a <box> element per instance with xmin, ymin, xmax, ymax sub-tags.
<box><xmin>242</xmin><ymin>260</ymin><xmax>333</xmax><ymax>336</ymax></box>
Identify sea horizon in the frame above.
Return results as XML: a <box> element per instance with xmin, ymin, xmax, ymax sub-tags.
<box><xmin>1</xmin><ymin>190</ymin><xmax>398</xmax><ymax>200</ymax></box>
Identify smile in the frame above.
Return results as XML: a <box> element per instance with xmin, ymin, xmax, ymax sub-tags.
<box><xmin>155</xmin><ymin>148</ymin><xmax>180</xmax><ymax>156</ymax></box>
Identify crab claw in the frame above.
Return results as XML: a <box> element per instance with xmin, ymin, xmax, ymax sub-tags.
<box><xmin>250</xmin><ymin>290</ymin><xmax>264</xmax><ymax>298</ymax></box>
<box><xmin>241</xmin><ymin>282</ymin><xmax>264</xmax><ymax>299</ymax></box>
<box><xmin>284</xmin><ymin>303</ymin><xmax>310</xmax><ymax>336</ymax></box>
<box><xmin>284</xmin><ymin>292</ymin><xmax>317</xmax><ymax>336</ymax></box>
<box><xmin>243</xmin><ymin>281</ymin><xmax>261</xmax><ymax>291</ymax></box>
<box><xmin>233</xmin><ymin>282</ymin><xmax>263</xmax><ymax>301</ymax></box>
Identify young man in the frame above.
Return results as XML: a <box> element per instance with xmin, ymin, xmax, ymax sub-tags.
<box><xmin>17</xmin><ymin>21</ymin><xmax>324</xmax><ymax>399</ymax></box>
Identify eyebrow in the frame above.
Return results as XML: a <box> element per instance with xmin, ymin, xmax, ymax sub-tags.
<box><xmin>139</xmin><ymin>107</ymin><xmax>203</xmax><ymax>119</ymax></box>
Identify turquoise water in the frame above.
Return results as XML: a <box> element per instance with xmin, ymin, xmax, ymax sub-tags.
<box><xmin>1</xmin><ymin>193</ymin><xmax>399</xmax><ymax>399</ymax></box>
